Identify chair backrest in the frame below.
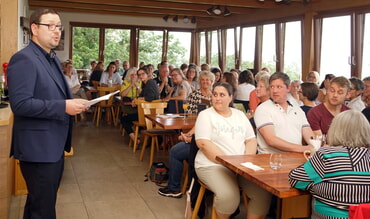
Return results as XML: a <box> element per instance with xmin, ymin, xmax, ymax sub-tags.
<box><xmin>141</xmin><ymin>102</ymin><xmax>168</xmax><ymax>129</ymax></box>
<box><xmin>97</xmin><ymin>86</ymin><xmax>120</xmax><ymax>107</ymax></box>
<box><xmin>92</xmin><ymin>80</ymin><xmax>100</xmax><ymax>89</ymax></box>
<box><xmin>133</xmin><ymin>99</ymin><xmax>147</xmax><ymax>126</ymax></box>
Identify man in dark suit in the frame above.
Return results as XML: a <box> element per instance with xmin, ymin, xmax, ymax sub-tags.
<box><xmin>7</xmin><ymin>9</ymin><xmax>89</xmax><ymax>219</ymax></box>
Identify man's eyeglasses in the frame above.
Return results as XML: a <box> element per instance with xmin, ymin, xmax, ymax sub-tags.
<box><xmin>35</xmin><ymin>23</ymin><xmax>64</xmax><ymax>31</ymax></box>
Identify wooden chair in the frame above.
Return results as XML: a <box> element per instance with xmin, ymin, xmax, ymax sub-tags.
<box><xmin>191</xmin><ymin>179</ymin><xmax>249</xmax><ymax>219</ymax></box>
<box><xmin>93</xmin><ymin>86</ymin><xmax>120</xmax><ymax>127</ymax></box>
<box><xmin>91</xmin><ymin>80</ymin><xmax>99</xmax><ymax>89</ymax></box>
<box><xmin>139</xmin><ymin>102</ymin><xmax>177</xmax><ymax>167</ymax></box>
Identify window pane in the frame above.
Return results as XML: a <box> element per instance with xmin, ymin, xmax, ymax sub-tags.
<box><xmin>210</xmin><ymin>30</ymin><xmax>219</xmax><ymax>68</ymax></box>
<box><xmin>241</xmin><ymin>26</ymin><xmax>256</xmax><ymax>71</ymax></box>
<box><xmin>320</xmin><ymin>16</ymin><xmax>351</xmax><ymax>81</ymax></box>
<box><xmin>104</xmin><ymin>28</ymin><xmax>130</xmax><ymax>64</ymax></box>
<box><xmin>200</xmin><ymin>32</ymin><xmax>206</xmax><ymax>65</ymax></box>
<box><xmin>284</xmin><ymin>21</ymin><xmax>302</xmax><ymax>80</ymax></box>
<box><xmin>72</xmin><ymin>27</ymin><xmax>100</xmax><ymax>69</ymax></box>
<box><xmin>262</xmin><ymin>24</ymin><xmax>276</xmax><ymax>73</ymax></box>
<box><xmin>362</xmin><ymin>13</ymin><xmax>370</xmax><ymax>79</ymax></box>
<box><xmin>138</xmin><ymin>30</ymin><xmax>163</xmax><ymax>67</ymax></box>
<box><xmin>225</xmin><ymin>28</ymin><xmax>235</xmax><ymax>70</ymax></box>
<box><xmin>168</xmin><ymin>31</ymin><xmax>191</xmax><ymax>67</ymax></box>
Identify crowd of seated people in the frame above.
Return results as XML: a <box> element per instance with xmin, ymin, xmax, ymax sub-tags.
<box><xmin>66</xmin><ymin>57</ymin><xmax>370</xmax><ymax>218</ymax></box>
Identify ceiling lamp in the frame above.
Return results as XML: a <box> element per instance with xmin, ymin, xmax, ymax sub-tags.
<box><xmin>224</xmin><ymin>7</ymin><xmax>231</xmax><ymax>16</ymax></box>
<box><xmin>163</xmin><ymin>15</ymin><xmax>169</xmax><ymax>22</ymax></box>
<box><xmin>213</xmin><ymin>5</ymin><xmax>222</xmax><ymax>15</ymax></box>
<box><xmin>275</xmin><ymin>0</ymin><xmax>283</xmax><ymax>2</ymax></box>
<box><xmin>173</xmin><ymin>15</ymin><xmax>178</xmax><ymax>22</ymax></box>
<box><xmin>183</xmin><ymin>16</ymin><xmax>189</xmax><ymax>23</ymax></box>
<box><xmin>191</xmin><ymin>16</ymin><xmax>196</xmax><ymax>24</ymax></box>
<box><xmin>206</xmin><ymin>7</ymin><xmax>213</xmax><ymax>15</ymax></box>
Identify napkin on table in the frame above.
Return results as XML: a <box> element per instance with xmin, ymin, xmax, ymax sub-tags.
<box><xmin>240</xmin><ymin>162</ymin><xmax>264</xmax><ymax>171</ymax></box>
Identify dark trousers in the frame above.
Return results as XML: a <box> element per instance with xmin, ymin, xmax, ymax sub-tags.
<box><xmin>20</xmin><ymin>155</ymin><xmax>64</xmax><ymax>219</ymax></box>
<box><xmin>121</xmin><ymin>113</ymin><xmax>138</xmax><ymax>135</ymax></box>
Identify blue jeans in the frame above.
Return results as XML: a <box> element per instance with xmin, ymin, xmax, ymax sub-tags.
<box><xmin>167</xmin><ymin>141</ymin><xmax>190</xmax><ymax>191</ymax></box>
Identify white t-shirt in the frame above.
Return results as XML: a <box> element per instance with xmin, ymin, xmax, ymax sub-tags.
<box><xmin>235</xmin><ymin>83</ymin><xmax>255</xmax><ymax>101</ymax></box>
<box><xmin>64</xmin><ymin>74</ymin><xmax>80</xmax><ymax>94</ymax></box>
<box><xmin>254</xmin><ymin>99</ymin><xmax>310</xmax><ymax>154</ymax></box>
<box><xmin>99</xmin><ymin>72</ymin><xmax>123</xmax><ymax>86</ymax></box>
<box><xmin>195</xmin><ymin>107</ymin><xmax>255</xmax><ymax>168</ymax></box>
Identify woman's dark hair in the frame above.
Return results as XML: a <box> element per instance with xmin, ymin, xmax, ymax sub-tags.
<box><xmin>239</xmin><ymin>70</ymin><xmax>255</xmax><ymax>85</ymax></box>
<box><xmin>319</xmin><ymin>74</ymin><xmax>335</xmax><ymax>89</ymax></box>
<box><xmin>211</xmin><ymin>67</ymin><xmax>221</xmax><ymax>74</ymax></box>
<box><xmin>138</xmin><ymin>66</ymin><xmax>149</xmax><ymax>75</ymax></box>
<box><xmin>300</xmin><ymin>82</ymin><xmax>319</xmax><ymax>101</ymax></box>
<box><xmin>180</xmin><ymin>63</ymin><xmax>188</xmax><ymax>71</ymax></box>
<box><xmin>30</xmin><ymin>8</ymin><xmax>59</xmax><ymax>36</ymax></box>
<box><xmin>213</xmin><ymin>82</ymin><xmax>234</xmax><ymax>107</ymax></box>
<box><xmin>105</xmin><ymin>61</ymin><xmax>117</xmax><ymax>72</ymax></box>
<box><xmin>222</xmin><ymin>72</ymin><xmax>238</xmax><ymax>94</ymax></box>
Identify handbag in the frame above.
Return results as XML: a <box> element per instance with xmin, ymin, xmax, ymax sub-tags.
<box><xmin>144</xmin><ymin>162</ymin><xmax>169</xmax><ymax>185</ymax></box>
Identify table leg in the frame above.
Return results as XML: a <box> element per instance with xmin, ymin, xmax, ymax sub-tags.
<box><xmin>277</xmin><ymin>194</ymin><xmax>311</xmax><ymax>219</ymax></box>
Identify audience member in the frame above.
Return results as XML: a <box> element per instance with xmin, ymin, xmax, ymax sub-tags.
<box><xmin>289</xmin><ymin>110</ymin><xmax>370</xmax><ymax>219</ymax></box>
<box><xmin>139</xmin><ymin>61</ymin><xmax>145</xmax><ymax>68</ymax></box>
<box><xmin>211</xmin><ymin>67</ymin><xmax>222</xmax><ymax>83</ymax></box>
<box><xmin>120</xmin><ymin>66</ymin><xmax>159</xmax><ymax>144</ymax></box>
<box><xmin>121</xmin><ymin>60</ymin><xmax>130</xmax><ymax>80</ymax></box>
<box><xmin>362</xmin><ymin>76</ymin><xmax>370</xmax><ymax>106</ymax></box>
<box><xmin>155</xmin><ymin>64</ymin><xmax>173</xmax><ymax>99</ymax></box>
<box><xmin>187</xmin><ymin>71</ymin><xmax>214</xmax><ymax>114</ymax></box>
<box><xmin>195</xmin><ymin>82</ymin><xmax>271</xmax><ymax>219</ymax></box>
<box><xmin>289</xmin><ymin>79</ymin><xmax>302</xmax><ymax>106</ymax></box>
<box><xmin>347</xmin><ymin>77</ymin><xmax>365</xmax><ymax>111</ymax></box>
<box><xmin>87</xmin><ymin>60</ymin><xmax>97</xmax><ymax>77</ymax></box>
<box><xmin>362</xmin><ymin>106</ymin><xmax>370</xmax><ymax>123</ymax></box>
<box><xmin>254</xmin><ymin>72</ymin><xmax>314</xmax><ymax>154</ymax></box>
<box><xmin>120</xmin><ymin>67</ymin><xmax>141</xmax><ymax>101</ymax></box>
<box><xmin>100</xmin><ymin>61</ymin><xmax>122</xmax><ymax>87</ymax></box>
<box><xmin>62</xmin><ymin>60</ymin><xmax>88</xmax><ymax>100</ymax></box>
<box><xmin>317</xmin><ymin>73</ymin><xmax>335</xmax><ymax>103</ymax></box>
<box><xmin>306</xmin><ymin>71</ymin><xmax>320</xmax><ymax>85</ymax></box>
<box><xmin>220</xmin><ymin>72</ymin><xmax>237</xmax><ymax>95</ymax></box>
<box><xmin>307</xmin><ymin>76</ymin><xmax>350</xmax><ymax>136</ymax></box>
<box><xmin>180</xmin><ymin>63</ymin><xmax>188</xmax><ymax>75</ymax></box>
<box><xmin>163</xmin><ymin>68</ymin><xmax>192</xmax><ymax>101</ymax></box>
<box><xmin>230</xmin><ymin>69</ymin><xmax>240</xmax><ymax>83</ymax></box>
<box><xmin>299</xmin><ymin>82</ymin><xmax>319</xmax><ymax>116</ymax></box>
<box><xmin>115</xmin><ymin>59</ymin><xmax>123</xmax><ymax>75</ymax></box>
<box><xmin>200</xmin><ymin>63</ymin><xmax>210</xmax><ymax>71</ymax></box>
<box><xmin>234</xmin><ymin>70</ymin><xmax>255</xmax><ymax>111</ymax></box>
<box><xmin>185</xmin><ymin>64</ymin><xmax>200</xmax><ymax>91</ymax></box>
<box><xmin>249</xmin><ymin>70</ymin><xmax>270</xmax><ymax>112</ymax></box>
<box><xmin>89</xmin><ymin>61</ymin><xmax>104</xmax><ymax>86</ymax></box>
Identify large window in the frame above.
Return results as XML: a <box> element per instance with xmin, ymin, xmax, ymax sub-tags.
<box><xmin>362</xmin><ymin>13</ymin><xmax>370</xmax><ymax>79</ymax></box>
<box><xmin>320</xmin><ymin>15</ymin><xmax>351</xmax><ymax>81</ymax></box>
<box><xmin>199</xmin><ymin>31</ymin><xmax>206</xmax><ymax>65</ymax></box>
<box><xmin>284</xmin><ymin>21</ymin><xmax>302</xmax><ymax>80</ymax></box>
<box><xmin>241</xmin><ymin>26</ymin><xmax>256</xmax><ymax>71</ymax></box>
<box><xmin>210</xmin><ymin>30</ymin><xmax>219</xmax><ymax>68</ymax></box>
<box><xmin>104</xmin><ymin>28</ymin><xmax>130</xmax><ymax>64</ymax></box>
<box><xmin>72</xmin><ymin>27</ymin><xmax>100</xmax><ymax>69</ymax></box>
<box><xmin>261</xmin><ymin>24</ymin><xmax>276</xmax><ymax>73</ymax></box>
<box><xmin>168</xmin><ymin>31</ymin><xmax>191</xmax><ymax>67</ymax></box>
<box><xmin>138</xmin><ymin>30</ymin><xmax>163</xmax><ymax>67</ymax></box>
<box><xmin>225</xmin><ymin>28</ymin><xmax>235</xmax><ymax>70</ymax></box>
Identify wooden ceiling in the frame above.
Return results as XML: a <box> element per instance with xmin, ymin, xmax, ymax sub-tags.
<box><xmin>29</xmin><ymin>0</ymin><xmax>316</xmax><ymax>22</ymax></box>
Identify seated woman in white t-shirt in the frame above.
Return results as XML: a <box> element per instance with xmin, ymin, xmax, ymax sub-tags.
<box><xmin>99</xmin><ymin>61</ymin><xmax>123</xmax><ymax>88</ymax></box>
<box><xmin>195</xmin><ymin>82</ymin><xmax>271</xmax><ymax>219</ymax></box>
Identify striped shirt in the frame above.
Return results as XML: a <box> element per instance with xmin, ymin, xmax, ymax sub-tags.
<box><xmin>289</xmin><ymin>146</ymin><xmax>370</xmax><ymax>219</ymax></box>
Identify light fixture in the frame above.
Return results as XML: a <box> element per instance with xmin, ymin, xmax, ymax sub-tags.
<box><xmin>163</xmin><ymin>15</ymin><xmax>169</xmax><ymax>22</ymax></box>
<box><xmin>223</xmin><ymin>7</ymin><xmax>231</xmax><ymax>16</ymax></box>
<box><xmin>275</xmin><ymin>0</ymin><xmax>283</xmax><ymax>2</ymax></box>
<box><xmin>173</xmin><ymin>15</ymin><xmax>178</xmax><ymax>22</ymax></box>
<box><xmin>213</xmin><ymin>5</ymin><xmax>222</xmax><ymax>15</ymax></box>
<box><xmin>183</xmin><ymin>16</ymin><xmax>189</xmax><ymax>23</ymax></box>
<box><xmin>206</xmin><ymin>7</ymin><xmax>213</xmax><ymax>15</ymax></box>
<box><xmin>191</xmin><ymin>16</ymin><xmax>196</xmax><ymax>24</ymax></box>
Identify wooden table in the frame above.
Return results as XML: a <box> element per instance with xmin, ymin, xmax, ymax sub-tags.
<box><xmin>145</xmin><ymin>113</ymin><xmax>197</xmax><ymax>130</ymax></box>
<box><xmin>216</xmin><ymin>152</ymin><xmax>311</xmax><ymax>219</ymax></box>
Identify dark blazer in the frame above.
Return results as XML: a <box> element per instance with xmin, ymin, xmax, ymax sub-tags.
<box><xmin>7</xmin><ymin>42</ymin><xmax>73</xmax><ymax>163</ymax></box>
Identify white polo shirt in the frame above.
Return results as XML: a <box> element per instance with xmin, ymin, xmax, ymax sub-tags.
<box><xmin>254</xmin><ymin>99</ymin><xmax>310</xmax><ymax>154</ymax></box>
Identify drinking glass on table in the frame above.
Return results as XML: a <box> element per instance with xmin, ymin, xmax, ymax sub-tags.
<box><xmin>270</xmin><ymin>153</ymin><xmax>282</xmax><ymax>170</ymax></box>
<box><xmin>182</xmin><ymin>100</ymin><xmax>189</xmax><ymax>119</ymax></box>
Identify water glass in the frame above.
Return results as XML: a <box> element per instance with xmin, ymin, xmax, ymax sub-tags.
<box><xmin>270</xmin><ymin>153</ymin><xmax>282</xmax><ymax>170</ymax></box>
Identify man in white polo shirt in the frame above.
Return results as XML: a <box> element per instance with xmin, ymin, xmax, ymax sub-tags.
<box><xmin>254</xmin><ymin>72</ymin><xmax>314</xmax><ymax>154</ymax></box>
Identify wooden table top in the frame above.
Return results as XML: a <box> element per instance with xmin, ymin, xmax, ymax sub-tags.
<box><xmin>145</xmin><ymin>113</ymin><xmax>197</xmax><ymax>130</ymax></box>
<box><xmin>216</xmin><ymin>152</ymin><xmax>308</xmax><ymax>198</ymax></box>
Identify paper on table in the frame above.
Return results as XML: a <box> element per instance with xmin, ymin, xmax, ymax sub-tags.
<box><xmin>240</xmin><ymin>162</ymin><xmax>265</xmax><ymax>171</ymax></box>
<box><xmin>156</xmin><ymin>114</ymin><xmax>185</xmax><ymax>119</ymax></box>
<box><xmin>83</xmin><ymin>90</ymin><xmax>120</xmax><ymax>107</ymax></box>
